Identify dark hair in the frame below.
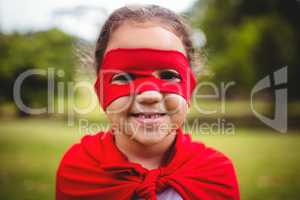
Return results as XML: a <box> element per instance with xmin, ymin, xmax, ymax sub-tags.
<box><xmin>94</xmin><ymin>4</ymin><xmax>201</xmax><ymax>73</ymax></box>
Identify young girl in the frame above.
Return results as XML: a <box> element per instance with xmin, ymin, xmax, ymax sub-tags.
<box><xmin>56</xmin><ymin>4</ymin><xmax>240</xmax><ymax>200</ymax></box>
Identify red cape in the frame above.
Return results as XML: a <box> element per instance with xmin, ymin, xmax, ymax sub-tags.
<box><xmin>56</xmin><ymin>129</ymin><xmax>240</xmax><ymax>200</ymax></box>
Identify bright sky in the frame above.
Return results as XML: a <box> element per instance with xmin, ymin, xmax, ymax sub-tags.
<box><xmin>0</xmin><ymin>0</ymin><xmax>197</xmax><ymax>41</ymax></box>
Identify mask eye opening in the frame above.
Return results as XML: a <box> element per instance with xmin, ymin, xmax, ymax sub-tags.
<box><xmin>156</xmin><ymin>69</ymin><xmax>182</xmax><ymax>82</ymax></box>
<box><xmin>111</xmin><ymin>72</ymin><xmax>136</xmax><ymax>84</ymax></box>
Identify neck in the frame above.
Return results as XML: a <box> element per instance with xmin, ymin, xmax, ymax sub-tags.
<box><xmin>114</xmin><ymin>130</ymin><xmax>177</xmax><ymax>170</ymax></box>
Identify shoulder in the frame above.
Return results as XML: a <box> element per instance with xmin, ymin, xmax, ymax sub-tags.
<box><xmin>179</xmin><ymin>133</ymin><xmax>240</xmax><ymax>198</ymax></box>
<box><xmin>184</xmin><ymin>133</ymin><xmax>235</xmax><ymax>167</ymax></box>
<box><xmin>180</xmin><ymin>132</ymin><xmax>238</xmax><ymax>178</ymax></box>
<box><xmin>56</xmin><ymin>131</ymin><xmax>111</xmax><ymax>197</ymax></box>
<box><xmin>188</xmin><ymin>134</ymin><xmax>239</xmax><ymax>189</ymax></box>
<box><xmin>56</xmin><ymin>131</ymin><xmax>108</xmax><ymax>176</ymax></box>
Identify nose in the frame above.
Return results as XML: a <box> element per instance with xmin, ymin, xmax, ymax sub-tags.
<box><xmin>136</xmin><ymin>90</ymin><xmax>163</xmax><ymax>105</ymax></box>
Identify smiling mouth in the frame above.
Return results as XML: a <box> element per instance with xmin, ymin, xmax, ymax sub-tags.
<box><xmin>129</xmin><ymin>113</ymin><xmax>166</xmax><ymax>119</ymax></box>
<box><xmin>129</xmin><ymin>112</ymin><xmax>166</xmax><ymax>124</ymax></box>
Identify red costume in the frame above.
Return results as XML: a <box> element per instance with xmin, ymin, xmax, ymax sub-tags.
<box><xmin>56</xmin><ymin>129</ymin><xmax>239</xmax><ymax>200</ymax></box>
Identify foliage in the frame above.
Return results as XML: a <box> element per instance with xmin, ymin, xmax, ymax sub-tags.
<box><xmin>187</xmin><ymin>0</ymin><xmax>300</xmax><ymax>98</ymax></box>
<box><xmin>0</xmin><ymin>28</ymin><xmax>77</xmax><ymax>114</ymax></box>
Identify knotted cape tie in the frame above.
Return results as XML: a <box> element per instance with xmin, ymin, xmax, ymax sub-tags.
<box><xmin>136</xmin><ymin>169</ymin><xmax>159</xmax><ymax>200</ymax></box>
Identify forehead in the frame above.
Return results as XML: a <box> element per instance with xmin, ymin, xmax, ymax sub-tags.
<box><xmin>105</xmin><ymin>20</ymin><xmax>186</xmax><ymax>56</ymax></box>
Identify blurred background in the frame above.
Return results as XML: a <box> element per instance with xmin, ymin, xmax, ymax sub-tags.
<box><xmin>0</xmin><ymin>0</ymin><xmax>300</xmax><ymax>199</ymax></box>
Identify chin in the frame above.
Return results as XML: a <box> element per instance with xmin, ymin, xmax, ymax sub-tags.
<box><xmin>130</xmin><ymin>128</ymin><xmax>170</xmax><ymax>146</ymax></box>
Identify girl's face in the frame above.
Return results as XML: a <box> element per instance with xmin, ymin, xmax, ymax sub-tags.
<box><xmin>104</xmin><ymin>20</ymin><xmax>189</xmax><ymax>145</ymax></box>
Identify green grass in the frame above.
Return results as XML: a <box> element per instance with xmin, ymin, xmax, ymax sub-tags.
<box><xmin>0</xmin><ymin>118</ymin><xmax>299</xmax><ymax>200</ymax></box>
<box><xmin>194</xmin><ymin>130</ymin><xmax>300</xmax><ymax>200</ymax></box>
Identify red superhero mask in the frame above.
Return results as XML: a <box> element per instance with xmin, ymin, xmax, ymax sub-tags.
<box><xmin>94</xmin><ymin>48</ymin><xmax>197</xmax><ymax>110</ymax></box>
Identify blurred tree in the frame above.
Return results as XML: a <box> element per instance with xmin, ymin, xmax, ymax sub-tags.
<box><xmin>186</xmin><ymin>0</ymin><xmax>300</xmax><ymax>99</ymax></box>
<box><xmin>0</xmin><ymin>28</ymin><xmax>77</xmax><ymax>116</ymax></box>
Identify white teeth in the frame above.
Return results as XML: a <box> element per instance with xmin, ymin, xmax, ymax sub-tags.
<box><xmin>135</xmin><ymin>114</ymin><xmax>163</xmax><ymax>119</ymax></box>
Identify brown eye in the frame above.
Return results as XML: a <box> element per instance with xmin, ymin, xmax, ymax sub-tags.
<box><xmin>111</xmin><ymin>73</ymin><xmax>135</xmax><ymax>84</ymax></box>
<box><xmin>158</xmin><ymin>70</ymin><xmax>182</xmax><ymax>82</ymax></box>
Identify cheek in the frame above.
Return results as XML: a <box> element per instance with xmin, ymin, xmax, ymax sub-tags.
<box><xmin>164</xmin><ymin>94</ymin><xmax>188</xmax><ymax>126</ymax></box>
<box><xmin>164</xmin><ymin>94</ymin><xmax>187</xmax><ymax>112</ymax></box>
<box><xmin>105</xmin><ymin>96</ymin><xmax>132</xmax><ymax>125</ymax></box>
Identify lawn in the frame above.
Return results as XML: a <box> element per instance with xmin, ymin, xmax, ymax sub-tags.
<box><xmin>0</xmin><ymin>118</ymin><xmax>299</xmax><ymax>200</ymax></box>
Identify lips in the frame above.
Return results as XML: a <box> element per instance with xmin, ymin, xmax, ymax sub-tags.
<box><xmin>129</xmin><ymin>112</ymin><xmax>166</xmax><ymax>124</ymax></box>
<box><xmin>130</xmin><ymin>113</ymin><xmax>165</xmax><ymax>118</ymax></box>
